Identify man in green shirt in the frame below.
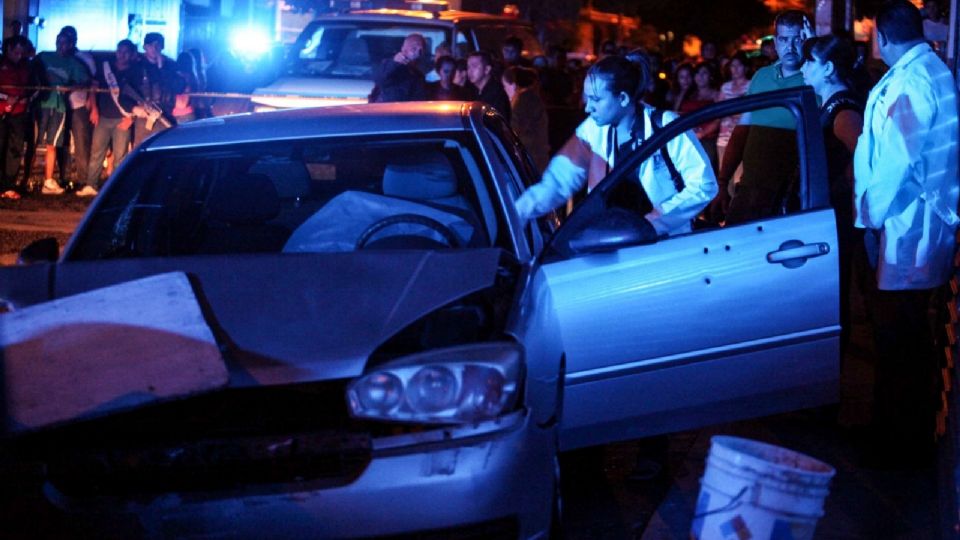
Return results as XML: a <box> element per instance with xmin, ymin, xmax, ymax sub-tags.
<box><xmin>32</xmin><ymin>26</ymin><xmax>90</xmax><ymax>195</ymax></box>
<box><xmin>711</xmin><ymin>10</ymin><xmax>811</xmax><ymax>223</ymax></box>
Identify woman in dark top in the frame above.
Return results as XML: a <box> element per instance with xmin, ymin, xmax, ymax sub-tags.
<box><xmin>426</xmin><ymin>55</ymin><xmax>474</xmax><ymax>101</ymax></box>
<box><xmin>502</xmin><ymin>66</ymin><xmax>549</xmax><ymax>172</ymax></box>
<box><xmin>801</xmin><ymin>34</ymin><xmax>865</xmax><ymax>354</ymax></box>
<box><xmin>669</xmin><ymin>63</ymin><xmax>721</xmax><ymax>170</ymax></box>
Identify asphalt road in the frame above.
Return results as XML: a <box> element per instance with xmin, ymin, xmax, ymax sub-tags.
<box><xmin>0</xmin><ymin>195</ymin><xmax>88</xmax><ymax>264</ymax></box>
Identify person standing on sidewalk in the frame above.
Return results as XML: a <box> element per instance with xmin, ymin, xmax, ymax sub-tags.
<box><xmin>708</xmin><ymin>10</ymin><xmax>813</xmax><ymax>223</ymax></box>
<box><xmin>854</xmin><ymin>0</ymin><xmax>959</xmax><ymax>464</ymax></box>
<box><xmin>133</xmin><ymin>32</ymin><xmax>181</xmax><ymax>148</ymax></box>
<box><xmin>31</xmin><ymin>26</ymin><xmax>90</xmax><ymax>195</ymax></box>
<box><xmin>466</xmin><ymin>50</ymin><xmax>510</xmax><ymax>123</ymax></box>
<box><xmin>368</xmin><ymin>33</ymin><xmax>428</xmax><ymax>103</ymax></box>
<box><xmin>0</xmin><ymin>36</ymin><xmax>32</xmax><ymax>200</ymax></box>
<box><xmin>59</xmin><ymin>26</ymin><xmax>95</xmax><ymax>191</ymax></box>
<box><xmin>83</xmin><ymin>39</ymin><xmax>142</xmax><ymax>196</ymax></box>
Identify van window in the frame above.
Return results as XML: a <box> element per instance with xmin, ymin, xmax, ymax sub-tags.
<box><xmin>294</xmin><ymin>22</ymin><xmax>448</xmax><ymax>79</ymax></box>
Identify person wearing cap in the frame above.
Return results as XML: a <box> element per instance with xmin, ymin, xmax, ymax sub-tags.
<box><xmin>133</xmin><ymin>32</ymin><xmax>184</xmax><ymax>148</ymax></box>
<box><xmin>31</xmin><ymin>26</ymin><xmax>91</xmax><ymax>195</ymax></box>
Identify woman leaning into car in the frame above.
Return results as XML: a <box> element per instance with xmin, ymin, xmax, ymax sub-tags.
<box><xmin>515</xmin><ymin>53</ymin><xmax>717</xmax><ymax>238</ymax></box>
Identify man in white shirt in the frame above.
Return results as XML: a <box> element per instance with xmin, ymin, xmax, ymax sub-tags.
<box><xmin>853</xmin><ymin>0</ymin><xmax>959</xmax><ymax>463</ymax></box>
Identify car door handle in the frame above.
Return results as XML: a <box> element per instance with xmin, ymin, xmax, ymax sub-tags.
<box><xmin>766</xmin><ymin>240</ymin><xmax>830</xmax><ymax>268</ymax></box>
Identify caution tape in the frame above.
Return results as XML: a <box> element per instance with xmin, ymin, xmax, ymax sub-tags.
<box><xmin>0</xmin><ymin>83</ymin><xmax>321</xmax><ymax>101</ymax></box>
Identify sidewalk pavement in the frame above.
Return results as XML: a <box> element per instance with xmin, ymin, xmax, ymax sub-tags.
<box><xmin>641</xmin><ymin>286</ymin><xmax>941</xmax><ymax>539</ymax></box>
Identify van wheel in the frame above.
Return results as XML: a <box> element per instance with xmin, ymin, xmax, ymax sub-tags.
<box><xmin>550</xmin><ymin>454</ymin><xmax>564</xmax><ymax>539</ymax></box>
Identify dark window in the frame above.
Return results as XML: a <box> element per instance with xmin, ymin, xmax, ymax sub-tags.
<box><xmin>70</xmin><ymin>134</ymin><xmax>500</xmax><ymax>259</ymax></box>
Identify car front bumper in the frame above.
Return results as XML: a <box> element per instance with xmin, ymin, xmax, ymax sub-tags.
<box><xmin>44</xmin><ymin>409</ymin><xmax>554</xmax><ymax>539</ymax></box>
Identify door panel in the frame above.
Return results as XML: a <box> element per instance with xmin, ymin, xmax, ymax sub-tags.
<box><xmin>549</xmin><ymin>209</ymin><xmax>840</xmax><ymax>450</ymax></box>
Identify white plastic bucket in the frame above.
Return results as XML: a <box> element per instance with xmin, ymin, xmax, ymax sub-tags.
<box><xmin>690</xmin><ymin>436</ymin><xmax>836</xmax><ymax>540</ymax></box>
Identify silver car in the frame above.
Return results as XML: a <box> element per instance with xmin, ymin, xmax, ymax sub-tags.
<box><xmin>2</xmin><ymin>89</ymin><xmax>838</xmax><ymax>538</ymax></box>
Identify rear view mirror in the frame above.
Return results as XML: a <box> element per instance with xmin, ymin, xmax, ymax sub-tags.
<box><xmin>18</xmin><ymin>237</ymin><xmax>59</xmax><ymax>265</ymax></box>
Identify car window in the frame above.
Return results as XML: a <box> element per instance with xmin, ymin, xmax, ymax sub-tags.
<box><xmin>454</xmin><ymin>30</ymin><xmax>472</xmax><ymax>57</ymax></box>
<box><xmin>601</xmin><ymin>104</ymin><xmax>811</xmax><ymax>236</ymax></box>
<box><xmin>293</xmin><ymin>22</ymin><xmax>448</xmax><ymax>79</ymax></box>
<box><xmin>469</xmin><ymin>25</ymin><xmax>543</xmax><ymax>58</ymax></box>
<box><xmin>482</xmin><ymin>112</ymin><xmax>540</xmax><ymax>188</ymax></box>
<box><xmin>481</xmin><ymin>111</ymin><xmax>544</xmax><ymax>254</ymax></box>
<box><xmin>69</xmin><ymin>135</ymin><xmax>500</xmax><ymax>259</ymax></box>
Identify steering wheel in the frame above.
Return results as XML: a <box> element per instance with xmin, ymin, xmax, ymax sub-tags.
<box><xmin>355</xmin><ymin>213</ymin><xmax>461</xmax><ymax>249</ymax></box>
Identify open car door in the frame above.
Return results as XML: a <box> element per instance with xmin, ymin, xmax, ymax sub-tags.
<box><xmin>539</xmin><ymin>87</ymin><xmax>841</xmax><ymax>450</ymax></box>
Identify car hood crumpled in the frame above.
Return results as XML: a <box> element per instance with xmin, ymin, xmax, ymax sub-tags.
<box><xmin>47</xmin><ymin>249</ymin><xmax>504</xmax><ymax>387</ymax></box>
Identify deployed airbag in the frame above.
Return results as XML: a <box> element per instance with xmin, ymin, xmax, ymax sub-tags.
<box><xmin>283</xmin><ymin>191</ymin><xmax>474</xmax><ymax>253</ymax></box>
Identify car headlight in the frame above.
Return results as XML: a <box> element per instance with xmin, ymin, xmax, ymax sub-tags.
<box><xmin>347</xmin><ymin>343</ymin><xmax>522</xmax><ymax>424</ymax></box>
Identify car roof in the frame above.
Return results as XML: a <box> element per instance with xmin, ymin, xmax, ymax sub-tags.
<box><xmin>313</xmin><ymin>9</ymin><xmax>531</xmax><ymax>26</ymax></box>
<box><xmin>144</xmin><ymin>102</ymin><xmax>482</xmax><ymax>150</ymax></box>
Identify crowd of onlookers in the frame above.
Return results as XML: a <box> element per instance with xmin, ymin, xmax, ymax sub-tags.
<box><xmin>367</xmin><ymin>0</ymin><xmax>958</xmax><ymax>469</ymax></box>
<box><xmin>367</xmin><ymin>25</ymin><xmax>802</xmax><ymax>185</ymax></box>
<box><xmin>0</xmin><ymin>24</ymin><xmax>207</xmax><ymax>200</ymax></box>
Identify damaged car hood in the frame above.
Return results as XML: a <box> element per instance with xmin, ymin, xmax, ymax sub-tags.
<box><xmin>5</xmin><ymin>249</ymin><xmax>503</xmax><ymax>387</ymax></box>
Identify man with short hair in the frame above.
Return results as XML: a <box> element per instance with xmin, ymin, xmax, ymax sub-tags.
<box><xmin>0</xmin><ymin>36</ymin><xmax>31</xmax><ymax>199</ymax></box>
<box><xmin>369</xmin><ymin>33</ymin><xmax>428</xmax><ymax>103</ymax></box>
<box><xmin>711</xmin><ymin>10</ymin><xmax>811</xmax><ymax>223</ymax></box>
<box><xmin>133</xmin><ymin>32</ymin><xmax>182</xmax><ymax>148</ymax></box>
<box><xmin>83</xmin><ymin>39</ymin><xmax>143</xmax><ymax>196</ymax></box>
<box><xmin>59</xmin><ymin>25</ymin><xmax>95</xmax><ymax>191</ymax></box>
<box><xmin>32</xmin><ymin>26</ymin><xmax>90</xmax><ymax>195</ymax></box>
<box><xmin>466</xmin><ymin>50</ymin><xmax>510</xmax><ymax>122</ymax></box>
<box><xmin>501</xmin><ymin>35</ymin><xmax>530</xmax><ymax>68</ymax></box>
<box><xmin>854</xmin><ymin>0</ymin><xmax>959</xmax><ymax>463</ymax></box>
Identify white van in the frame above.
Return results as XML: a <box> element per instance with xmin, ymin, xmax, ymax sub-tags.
<box><xmin>251</xmin><ymin>8</ymin><xmax>542</xmax><ymax>111</ymax></box>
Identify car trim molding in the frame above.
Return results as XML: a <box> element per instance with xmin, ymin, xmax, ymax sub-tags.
<box><xmin>371</xmin><ymin>409</ymin><xmax>527</xmax><ymax>457</ymax></box>
<box><xmin>564</xmin><ymin>325</ymin><xmax>840</xmax><ymax>385</ymax></box>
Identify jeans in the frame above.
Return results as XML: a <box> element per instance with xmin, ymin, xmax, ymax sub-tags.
<box><xmin>68</xmin><ymin>106</ymin><xmax>92</xmax><ymax>183</ymax></box>
<box><xmin>133</xmin><ymin>116</ymin><xmax>170</xmax><ymax>149</ymax></box>
<box><xmin>0</xmin><ymin>113</ymin><xmax>28</xmax><ymax>190</ymax></box>
<box><xmin>87</xmin><ymin>116</ymin><xmax>131</xmax><ymax>188</ymax></box>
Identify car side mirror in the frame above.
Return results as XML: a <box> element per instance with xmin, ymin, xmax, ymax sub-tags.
<box><xmin>565</xmin><ymin>208</ymin><xmax>658</xmax><ymax>255</ymax></box>
<box><xmin>18</xmin><ymin>237</ymin><xmax>59</xmax><ymax>265</ymax></box>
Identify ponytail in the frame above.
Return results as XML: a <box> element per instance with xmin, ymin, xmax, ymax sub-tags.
<box><xmin>586</xmin><ymin>55</ymin><xmax>649</xmax><ymax>106</ymax></box>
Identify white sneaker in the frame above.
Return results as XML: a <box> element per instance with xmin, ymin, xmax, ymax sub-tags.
<box><xmin>75</xmin><ymin>185</ymin><xmax>98</xmax><ymax>197</ymax></box>
<box><xmin>41</xmin><ymin>178</ymin><xmax>64</xmax><ymax>195</ymax></box>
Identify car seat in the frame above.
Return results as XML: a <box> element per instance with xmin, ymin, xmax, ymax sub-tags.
<box><xmin>381</xmin><ymin>152</ymin><xmax>485</xmax><ymax>246</ymax></box>
<box><xmin>198</xmin><ymin>173</ymin><xmax>290</xmax><ymax>254</ymax></box>
<box><xmin>382</xmin><ymin>152</ymin><xmax>470</xmax><ymax>212</ymax></box>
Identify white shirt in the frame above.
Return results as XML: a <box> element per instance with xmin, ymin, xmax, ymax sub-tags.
<box><xmin>853</xmin><ymin>43</ymin><xmax>959</xmax><ymax>290</ymax></box>
<box><xmin>68</xmin><ymin>50</ymin><xmax>95</xmax><ymax>110</ymax></box>
<box><xmin>516</xmin><ymin>108</ymin><xmax>717</xmax><ymax>236</ymax></box>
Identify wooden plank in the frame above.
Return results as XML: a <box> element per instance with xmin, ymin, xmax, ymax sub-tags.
<box><xmin>1</xmin><ymin>272</ymin><xmax>229</xmax><ymax>432</ymax></box>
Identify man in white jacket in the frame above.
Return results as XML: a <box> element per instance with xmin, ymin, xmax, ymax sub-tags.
<box><xmin>853</xmin><ymin>0</ymin><xmax>959</xmax><ymax>462</ymax></box>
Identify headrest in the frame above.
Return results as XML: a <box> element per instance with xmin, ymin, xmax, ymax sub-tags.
<box><xmin>382</xmin><ymin>152</ymin><xmax>459</xmax><ymax>200</ymax></box>
<box><xmin>209</xmin><ymin>173</ymin><xmax>280</xmax><ymax>225</ymax></box>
